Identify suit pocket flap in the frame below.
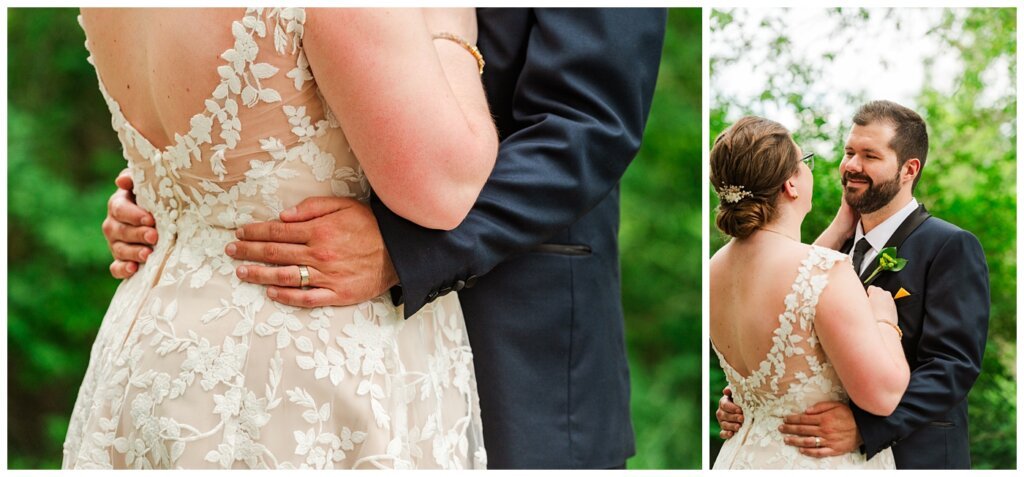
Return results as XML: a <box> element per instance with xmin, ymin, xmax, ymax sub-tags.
<box><xmin>531</xmin><ymin>243</ymin><xmax>592</xmax><ymax>256</ymax></box>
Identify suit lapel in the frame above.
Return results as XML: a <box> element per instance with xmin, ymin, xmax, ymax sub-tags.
<box><xmin>858</xmin><ymin>204</ymin><xmax>932</xmax><ymax>283</ymax></box>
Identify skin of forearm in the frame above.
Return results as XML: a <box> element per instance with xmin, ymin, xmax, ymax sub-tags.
<box><xmin>874</xmin><ymin>322</ymin><xmax>911</xmax><ymax>410</ymax></box>
<box><xmin>407</xmin><ymin>39</ymin><xmax>496</xmax><ymax>228</ymax></box>
<box><xmin>814</xmin><ymin>220</ymin><xmax>851</xmax><ymax>250</ymax></box>
<box><xmin>431</xmin><ymin>40</ymin><xmax>495</xmax><ymax>144</ymax></box>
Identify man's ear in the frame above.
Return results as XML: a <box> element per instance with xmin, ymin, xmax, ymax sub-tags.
<box><xmin>902</xmin><ymin>158</ymin><xmax>921</xmax><ymax>185</ymax></box>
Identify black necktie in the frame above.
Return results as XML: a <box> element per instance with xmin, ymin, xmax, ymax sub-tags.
<box><xmin>852</xmin><ymin>238</ymin><xmax>872</xmax><ymax>275</ymax></box>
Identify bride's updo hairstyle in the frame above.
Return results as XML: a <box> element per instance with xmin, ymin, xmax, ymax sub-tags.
<box><xmin>711</xmin><ymin>116</ymin><xmax>801</xmax><ymax>239</ymax></box>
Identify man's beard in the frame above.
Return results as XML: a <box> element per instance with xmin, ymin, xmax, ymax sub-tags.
<box><xmin>842</xmin><ymin>169</ymin><xmax>902</xmax><ymax>214</ymax></box>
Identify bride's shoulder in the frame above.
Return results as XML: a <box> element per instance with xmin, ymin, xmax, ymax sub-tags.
<box><xmin>713</xmin><ymin>240</ymin><xmax>822</xmax><ymax>278</ymax></box>
<box><xmin>771</xmin><ymin>240</ymin><xmax>817</xmax><ymax>263</ymax></box>
<box><xmin>806</xmin><ymin>244</ymin><xmax>850</xmax><ymax>268</ymax></box>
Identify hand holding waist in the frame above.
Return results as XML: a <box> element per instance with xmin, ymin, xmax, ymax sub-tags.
<box><xmin>226</xmin><ymin>196</ymin><xmax>399</xmax><ymax>308</ymax></box>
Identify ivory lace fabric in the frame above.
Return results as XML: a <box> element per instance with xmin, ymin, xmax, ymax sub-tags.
<box><xmin>63</xmin><ymin>8</ymin><xmax>485</xmax><ymax>469</ymax></box>
<box><xmin>712</xmin><ymin>245</ymin><xmax>895</xmax><ymax>469</ymax></box>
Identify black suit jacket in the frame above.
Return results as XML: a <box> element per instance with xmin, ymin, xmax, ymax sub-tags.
<box><xmin>843</xmin><ymin>204</ymin><xmax>990</xmax><ymax>469</ymax></box>
<box><xmin>370</xmin><ymin>9</ymin><xmax>667</xmax><ymax>469</ymax></box>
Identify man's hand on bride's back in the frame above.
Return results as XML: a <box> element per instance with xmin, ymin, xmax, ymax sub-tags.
<box><xmin>422</xmin><ymin>8</ymin><xmax>477</xmax><ymax>43</ymax></box>
<box><xmin>780</xmin><ymin>401</ymin><xmax>862</xmax><ymax>457</ymax></box>
<box><xmin>226</xmin><ymin>197</ymin><xmax>400</xmax><ymax>308</ymax></box>
<box><xmin>103</xmin><ymin>169</ymin><xmax>157</xmax><ymax>279</ymax></box>
<box><xmin>716</xmin><ymin>387</ymin><xmax>744</xmax><ymax>439</ymax></box>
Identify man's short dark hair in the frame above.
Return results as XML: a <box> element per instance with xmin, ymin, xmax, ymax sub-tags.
<box><xmin>853</xmin><ymin>100</ymin><xmax>929</xmax><ymax>189</ymax></box>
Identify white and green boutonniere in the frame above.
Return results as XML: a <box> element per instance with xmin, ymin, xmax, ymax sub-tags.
<box><xmin>864</xmin><ymin>247</ymin><xmax>908</xmax><ymax>286</ymax></box>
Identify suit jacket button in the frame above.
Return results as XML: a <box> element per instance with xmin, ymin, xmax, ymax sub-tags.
<box><xmin>453</xmin><ymin>280</ymin><xmax>466</xmax><ymax>291</ymax></box>
<box><xmin>465</xmin><ymin>275</ymin><xmax>478</xmax><ymax>288</ymax></box>
<box><xmin>427</xmin><ymin>290</ymin><xmax>439</xmax><ymax>301</ymax></box>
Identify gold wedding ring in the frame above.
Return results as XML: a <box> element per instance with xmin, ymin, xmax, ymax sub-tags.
<box><xmin>814</xmin><ymin>436</ymin><xmax>821</xmax><ymax>448</ymax></box>
<box><xmin>298</xmin><ymin>265</ymin><xmax>310</xmax><ymax>288</ymax></box>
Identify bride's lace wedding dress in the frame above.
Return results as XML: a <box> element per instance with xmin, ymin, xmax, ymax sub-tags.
<box><xmin>712</xmin><ymin>245</ymin><xmax>895</xmax><ymax>469</ymax></box>
<box><xmin>63</xmin><ymin>8</ymin><xmax>484</xmax><ymax>469</ymax></box>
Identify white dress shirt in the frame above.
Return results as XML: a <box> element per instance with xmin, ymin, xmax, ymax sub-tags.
<box><xmin>851</xmin><ymin>198</ymin><xmax>920</xmax><ymax>275</ymax></box>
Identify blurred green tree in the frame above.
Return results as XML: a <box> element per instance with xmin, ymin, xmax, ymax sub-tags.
<box><xmin>709</xmin><ymin>8</ymin><xmax>1016</xmax><ymax>469</ymax></box>
<box><xmin>6</xmin><ymin>8</ymin><xmax>703</xmax><ymax>469</ymax></box>
<box><xmin>8</xmin><ymin>8</ymin><xmax>127</xmax><ymax>469</ymax></box>
<box><xmin>623</xmin><ymin>8</ymin><xmax>702</xmax><ymax>470</ymax></box>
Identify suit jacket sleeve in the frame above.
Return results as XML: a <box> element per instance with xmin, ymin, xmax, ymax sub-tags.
<box><xmin>371</xmin><ymin>9</ymin><xmax>667</xmax><ymax>317</ymax></box>
<box><xmin>853</xmin><ymin>229</ymin><xmax>990</xmax><ymax>458</ymax></box>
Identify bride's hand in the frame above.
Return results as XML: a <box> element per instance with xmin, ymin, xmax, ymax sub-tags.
<box><xmin>813</xmin><ymin>197</ymin><xmax>860</xmax><ymax>250</ymax></box>
<box><xmin>867</xmin><ymin>286</ymin><xmax>897</xmax><ymax>325</ymax></box>
<box><xmin>422</xmin><ymin>8</ymin><xmax>477</xmax><ymax>44</ymax></box>
<box><xmin>833</xmin><ymin>198</ymin><xmax>860</xmax><ymax>240</ymax></box>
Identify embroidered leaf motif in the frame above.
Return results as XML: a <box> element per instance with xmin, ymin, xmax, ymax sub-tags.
<box><xmin>259</xmin><ymin>88</ymin><xmax>282</xmax><ymax>103</ymax></box>
<box><xmin>251</xmin><ymin>62</ymin><xmax>279</xmax><ymax>79</ymax></box>
<box><xmin>241</xmin><ymin>86</ymin><xmax>258</xmax><ymax>107</ymax></box>
<box><xmin>274</xmin><ymin>24</ymin><xmax>287</xmax><ymax>53</ymax></box>
<box><xmin>295</xmin><ymin>336</ymin><xmax>313</xmax><ymax>353</ymax></box>
<box><xmin>296</xmin><ymin>355</ymin><xmax>315</xmax><ymax>370</ymax></box>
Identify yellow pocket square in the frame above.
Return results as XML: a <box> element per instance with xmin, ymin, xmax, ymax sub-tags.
<box><xmin>894</xmin><ymin>288</ymin><xmax>911</xmax><ymax>300</ymax></box>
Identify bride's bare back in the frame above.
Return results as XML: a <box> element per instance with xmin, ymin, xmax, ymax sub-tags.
<box><xmin>710</xmin><ymin>235</ymin><xmax>813</xmax><ymax>377</ymax></box>
<box><xmin>80</xmin><ymin>8</ymin><xmax>497</xmax><ymax>229</ymax></box>
<box><xmin>80</xmin><ymin>9</ymin><xmax>241</xmax><ymax>150</ymax></box>
<box><xmin>711</xmin><ymin>232</ymin><xmax>908</xmax><ymax>417</ymax></box>
<box><xmin>710</xmin><ymin>237</ymin><xmax>902</xmax><ymax>469</ymax></box>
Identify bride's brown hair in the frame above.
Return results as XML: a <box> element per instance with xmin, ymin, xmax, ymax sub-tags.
<box><xmin>710</xmin><ymin>116</ymin><xmax>800</xmax><ymax>239</ymax></box>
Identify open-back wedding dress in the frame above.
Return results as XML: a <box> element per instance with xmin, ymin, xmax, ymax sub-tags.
<box><xmin>712</xmin><ymin>245</ymin><xmax>895</xmax><ymax>469</ymax></box>
<box><xmin>64</xmin><ymin>8</ymin><xmax>485</xmax><ymax>469</ymax></box>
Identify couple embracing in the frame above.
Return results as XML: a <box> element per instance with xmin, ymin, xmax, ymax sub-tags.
<box><xmin>63</xmin><ymin>8</ymin><xmax>667</xmax><ymax>469</ymax></box>
<box><xmin>711</xmin><ymin>101</ymin><xmax>989</xmax><ymax>469</ymax></box>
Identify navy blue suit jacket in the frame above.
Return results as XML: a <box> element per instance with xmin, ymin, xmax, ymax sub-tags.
<box><xmin>370</xmin><ymin>9</ymin><xmax>667</xmax><ymax>469</ymax></box>
<box><xmin>844</xmin><ymin>205</ymin><xmax>989</xmax><ymax>469</ymax></box>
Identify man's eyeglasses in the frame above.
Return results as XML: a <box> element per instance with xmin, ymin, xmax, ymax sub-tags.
<box><xmin>801</xmin><ymin>152</ymin><xmax>815</xmax><ymax>171</ymax></box>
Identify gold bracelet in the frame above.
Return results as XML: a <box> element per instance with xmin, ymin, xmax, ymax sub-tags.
<box><xmin>433</xmin><ymin>32</ymin><xmax>485</xmax><ymax>75</ymax></box>
<box><xmin>878</xmin><ymin>321</ymin><xmax>903</xmax><ymax>340</ymax></box>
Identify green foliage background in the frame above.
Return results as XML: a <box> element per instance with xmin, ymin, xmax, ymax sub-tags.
<box><xmin>6</xmin><ymin>9</ymin><xmax>702</xmax><ymax>469</ymax></box>
<box><xmin>708</xmin><ymin>8</ymin><xmax>1016</xmax><ymax>469</ymax></box>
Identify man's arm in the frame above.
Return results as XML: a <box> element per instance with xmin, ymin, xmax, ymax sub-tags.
<box><xmin>852</xmin><ymin>229</ymin><xmax>990</xmax><ymax>458</ymax></box>
<box><xmin>373</xmin><ymin>9</ymin><xmax>668</xmax><ymax>316</ymax></box>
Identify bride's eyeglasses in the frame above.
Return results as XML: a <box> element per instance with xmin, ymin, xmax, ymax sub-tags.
<box><xmin>801</xmin><ymin>152</ymin><xmax>815</xmax><ymax>171</ymax></box>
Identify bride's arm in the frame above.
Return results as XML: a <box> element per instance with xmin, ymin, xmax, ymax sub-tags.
<box><xmin>814</xmin><ymin>260</ymin><xmax>910</xmax><ymax>416</ymax></box>
<box><xmin>303</xmin><ymin>9</ymin><xmax>498</xmax><ymax>230</ymax></box>
<box><xmin>814</xmin><ymin>199</ymin><xmax>859</xmax><ymax>250</ymax></box>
